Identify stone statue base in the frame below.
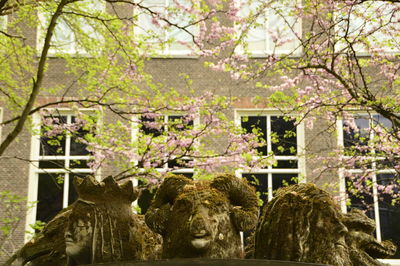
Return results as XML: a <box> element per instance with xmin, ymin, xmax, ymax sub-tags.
<box><xmin>84</xmin><ymin>259</ymin><xmax>327</xmax><ymax>265</ymax></box>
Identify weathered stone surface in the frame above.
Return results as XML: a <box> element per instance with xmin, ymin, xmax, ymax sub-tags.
<box><xmin>254</xmin><ymin>183</ymin><xmax>350</xmax><ymax>265</ymax></box>
<box><xmin>12</xmin><ymin>176</ymin><xmax>162</xmax><ymax>266</ymax></box>
<box><xmin>145</xmin><ymin>174</ymin><xmax>259</xmax><ymax>259</ymax></box>
<box><xmin>253</xmin><ymin>183</ymin><xmax>397</xmax><ymax>266</ymax></box>
<box><xmin>344</xmin><ymin>209</ymin><xmax>396</xmax><ymax>265</ymax></box>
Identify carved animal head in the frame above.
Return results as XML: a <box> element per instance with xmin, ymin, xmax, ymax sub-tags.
<box><xmin>65</xmin><ymin>175</ymin><xmax>143</xmax><ymax>265</ymax></box>
<box><xmin>145</xmin><ymin>174</ymin><xmax>259</xmax><ymax>259</ymax></box>
<box><xmin>254</xmin><ymin>183</ymin><xmax>351</xmax><ymax>265</ymax></box>
<box><xmin>343</xmin><ymin>209</ymin><xmax>397</xmax><ymax>265</ymax></box>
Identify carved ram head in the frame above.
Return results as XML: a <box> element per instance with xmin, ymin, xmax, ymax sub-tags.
<box><xmin>145</xmin><ymin>174</ymin><xmax>259</xmax><ymax>259</ymax></box>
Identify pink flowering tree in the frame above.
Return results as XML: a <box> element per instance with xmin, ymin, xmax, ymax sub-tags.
<box><xmin>203</xmin><ymin>0</ymin><xmax>400</xmax><ymax>249</ymax></box>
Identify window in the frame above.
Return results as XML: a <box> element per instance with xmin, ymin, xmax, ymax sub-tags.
<box><xmin>135</xmin><ymin>0</ymin><xmax>198</xmax><ymax>56</ymax></box>
<box><xmin>0</xmin><ymin>15</ymin><xmax>7</xmax><ymax>31</ymax></box>
<box><xmin>37</xmin><ymin>0</ymin><xmax>105</xmax><ymax>55</ymax></box>
<box><xmin>236</xmin><ymin>111</ymin><xmax>305</xmax><ymax>206</ymax></box>
<box><xmin>337</xmin><ymin>113</ymin><xmax>400</xmax><ymax>259</ymax></box>
<box><xmin>335</xmin><ymin>1</ymin><xmax>400</xmax><ymax>53</ymax></box>
<box><xmin>26</xmin><ymin>111</ymin><xmax>96</xmax><ymax>236</ymax></box>
<box><xmin>237</xmin><ymin>0</ymin><xmax>302</xmax><ymax>56</ymax></box>
<box><xmin>134</xmin><ymin>114</ymin><xmax>196</xmax><ymax>213</ymax></box>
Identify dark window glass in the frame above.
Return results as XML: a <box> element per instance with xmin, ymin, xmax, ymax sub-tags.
<box><xmin>168</xmin><ymin>158</ymin><xmax>193</xmax><ymax>169</ymax></box>
<box><xmin>168</xmin><ymin>115</ymin><xmax>193</xmax><ymax>131</ymax></box>
<box><xmin>39</xmin><ymin>116</ymin><xmax>67</xmax><ymax>156</ymax></box>
<box><xmin>373</xmin><ymin>114</ymin><xmax>392</xmax><ymax>130</ymax></box>
<box><xmin>241</xmin><ymin>116</ymin><xmax>267</xmax><ymax>155</ymax></box>
<box><xmin>377</xmin><ymin>174</ymin><xmax>400</xmax><ymax>258</ymax></box>
<box><xmin>140</xmin><ymin>116</ymin><xmax>163</xmax><ymax>136</ymax></box>
<box><xmin>36</xmin><ymin>173</ymin><xmax>64</xmax><ymax>223</ymax></box>
<box><xmin>272</xmin><ymin>160</ymin><xmax>298</xmax><ymax>169</ymax></box>
<box><xmin>272</xmin><ymin>174</ymin><xmax>297</xmax><ymax>195</ymax></box>
<box><xmin>345</xmin><ymin>176</ymin><xmax>375</xmax><ymax>218</ymax></box>
<box><xmin>38</xmin><ymin>160</ymin><xmax>65</xmax><ymax>169</ymax></box>
<box><xmin>70</xmin><ymin>116</ymin><xmax>91</xmax><ymax>156</ymax></box>
<box><xmin>271</xmin><ymin>116</ymin><xmax>297</xmax><ymax>156</ymax></box>
<box><xmin>70</xmin><ymin>129</ymin><xmax>90</xmax><ymax>155</ymax></box>
<box><xmin>69</xmin><ymin>160</ymin><xmax>89</xmax><ymax>169</ymax></box>
<box><xmin>243</xmin><ymin>173</ymin><xmax>268</xmax><ymax>205</ymax></box>
<box><xmin>343</xmin><ymin>116</ymin><xmax>370</xmax><ymax>155</ymax></box>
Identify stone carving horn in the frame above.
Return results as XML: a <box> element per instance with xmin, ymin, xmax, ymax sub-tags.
<box><xmin>145</xmin><ymin>174</ymin><xmax>259</xmax><ymax>259</ymax></box>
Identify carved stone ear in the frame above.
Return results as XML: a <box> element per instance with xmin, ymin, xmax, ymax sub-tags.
<box><xmin>145</xmin><ymin>174</ymin><xmax>192</xmax><ymax>235</ymax></box>
<box><xmin>119</xmin><ymin>179</ymin><xmax>139</xmax><ymax>202</ymax></box>
<box><xmin>211</xmin><ymin>174</ymin><xmax>259</xmax><ymax>231</ymax></box>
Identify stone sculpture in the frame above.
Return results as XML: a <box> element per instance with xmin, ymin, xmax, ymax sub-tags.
<box><xmin>145</xmin><ymin>173</ymin><xmax>259</xmax><ymax>259</ymax></box>
<box><xmin>254</xmin><ymin>183</ymin><xmax>397</xmax><ymax>266</ymax></box>
<box><xmin>344</xmin><ymin>209</ymin><xmax>396</xmax><ymax>265</ymax></box>
<box><xmin>12</xmin><ymin>176</ymin><xmax>161</xmax><ymax>266</ymax></box>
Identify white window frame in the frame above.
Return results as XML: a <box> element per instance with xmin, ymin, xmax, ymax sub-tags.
<box><xmin>337</xmin><ymin>113</ymin><xmax>400</xmax><ymax>263</ymax></box>
<box><xmin>134</xmin><ymin>0</ymin><xmax>199</xmax><ymax>58</ymax></box>
<box><xmin>36</xmin><ymin>0</ymin><xmax>106</xmax><ymax>56</ymax></box>
<box><xmin>334</xmin><ymin>1</ymin><xmax>400</xmax><ymax>55</ymax></box>
<box><xmin>25</xmin><ymin>109</ymin><xmax>99</xmax><ymax>241</ymax></box>
<box><xmin>235</xmin><ymin>0</ymin><xmax>302</xmax><ymax>57</ymax></box>
<box><xmin>234</xmin><ymin>109</ymin><xmax>306</xmax><ymax>201</ymax></box>
<box><xmin>0</xmin><ymin>108</ymin><xmax>3</xmax><ymax>142</ymax></box>
<box><xmin>0</xmin><ymin>15</ymin><xmax>7</xmax><ymax>31</ymax></box>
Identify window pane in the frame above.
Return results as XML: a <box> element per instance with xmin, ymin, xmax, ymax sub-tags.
<box><xmin>70</xmin><ymin>116</ymin><xmax>93</xmax><ymax>156</ymax></box>
<box><xmin>336</xmin><ymin>2</ymin><xmax>400</xmax><ymax>52</ymax></box>
<box><xmin>373</xmin><ymin>114</ymin><xmax>393</xmax><ymax>129</ymax></box>
<box><xmin>168</xmin><ymin>157</ymin><xmax>192</xmax><ymax>168</ymax></box>
<box><xmin>168</xmin><ymin>115</ymin><xmax>193</xmax><ymax>131</ymax></box>
<box><xmin>377</xmin><ymin>173</ymin><xmax>400</xmax><ymax>258</ymax></box>
<box><xmin>240</xmin><ymin>1</ymin><xmax>267</xmax><ymax>53</ymax></box>
<box><xmin>168</xmin><ymin>0</ymin><xmax>197</xmax><ymax>52</ymax></box>
<box><xmin>343</xmin><ymin>116</ymin><xmax>370</xmax><ymax>155</ymax></box>
<box><xmin>345</xmin><ymin>175</ymin><xmax>375</xmax><ymax>218</ymax></box>
<box><xmin>38</xmin><ymin>160</ymin><xmax>66</xmax><ymax>169</ymax></box>
<box><xmin>272</xmin><ymin>174</ymin><xmax>297</xmax><ymax>195</ymax></box>
<box><xmin>271</xmin><ymin>116</ymin><xmax>297</xmax><ymax>156</ymax></box>
<box><xmin>243</xmin><ymin>173</ymin><xmax>268</xmax><ymax>205</ymax></box>
<box><xmin>70</xmin><ymin>129</ymin><xmax>90</xmax><ymax>155</ymax></box>
<box><xmin>266</xmin><ymin>2</ymin><xmax>299</xmax><ymax>52</ymax></box>
<box><xmin>136</xmin><ymin>0</ymin><xmax>166</xmax><ymax>43</ymax></box>
<box><xmin>40</xmin><ymin>116</ymin><xmax>68</xmax><ymax>156</ymax></box>
<box><xmin>140</xmin><ymin>116</ymin><xmax>164</xmax><ymax>136</ymax></box>
<box><xmin>70</xmin><ymin>159</ymin><xmax>89</xmax><ymax>169</ymax></box>
<box><xmin>36</xmin><ymin>173</ymin><xmax>64</xmax><ymax>223</ymax></box>
<box><xmin>241</xmin><ymin>116</ymin><xmax>267</xmax><ymax>155</ymax></box>
<box><xmin>52</xmin><ymin>18</ymin><xmax>74</xmax><ymax>52</ymax></box>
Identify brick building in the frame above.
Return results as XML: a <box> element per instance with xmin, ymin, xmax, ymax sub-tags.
<box><xmin>0</xmin><ymin>0</ymin><xmax>399</xmax><ymax>264</ymax></box>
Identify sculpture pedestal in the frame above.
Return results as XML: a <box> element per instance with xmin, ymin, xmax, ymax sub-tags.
<box><xmin>86</xmin><ymin>259</ymin><xmax>327</xmax><ymax>266</ymax></box>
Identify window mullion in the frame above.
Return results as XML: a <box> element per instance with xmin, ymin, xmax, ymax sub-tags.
<box><xmin>267</xmin><ymin>115</ymin><xmax>273</xmax><ymax>201</ymax></box>
<box><xmin>63</xmin><ymin>115</ymin><xmax>72</xmax><ymax>208</ymax></box>
<box><xmin>337</xmin><ymin>118</ymin><xmax>347</xmax><ymax>212</ymax></box>
<box><xmin>268</xmin><ymin>173</ymin><xmax>273</xmax><ymax>202</ymax></box>
<box><xmin>264</xmin><ymin>9</ymin><xmax>269</xmax><ymax>54</ymax></box>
